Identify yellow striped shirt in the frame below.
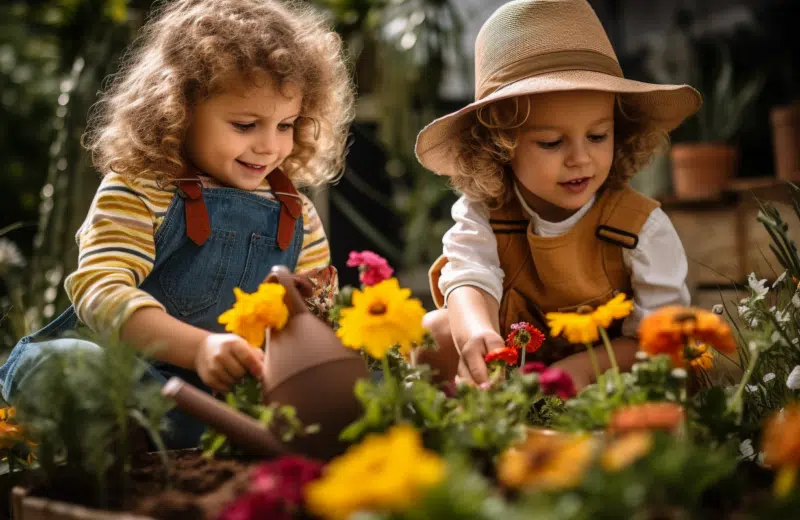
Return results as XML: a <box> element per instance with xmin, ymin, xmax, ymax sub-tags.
<box><xmin>64</xmin><ymin>172</ymin><xmax>330</xmax><ymax>334</ymax></box>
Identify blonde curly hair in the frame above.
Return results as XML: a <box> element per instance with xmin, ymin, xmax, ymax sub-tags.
<box><xmin>83</xmin><ymin>0</ymin><xmax>354</xmax><ymax>188</ymax></box>
<box><xmin>452</xmin><ymin>94</ymin><xmax>668</xmax><ymax>206</ymax></box>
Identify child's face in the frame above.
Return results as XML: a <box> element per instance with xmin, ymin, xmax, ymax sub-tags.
<box><xmin>185</xmin><ymin>78</ymin><xmax>302</xmax><ymax>191</ymax></box>
<box><xmin>510</xmin><ymin>90</ymin><xmax>615</xmax><ymax>220</ymax></box>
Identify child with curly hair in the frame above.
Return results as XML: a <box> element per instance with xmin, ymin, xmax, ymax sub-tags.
<box><xmin>417</xmin><ymin>0</ymin><xmax>700</xmax><ymax>389</ymax></box>
<box><xmin>0</xmin><ymin>0</ymin><xmax>354</xmax><ymax>447</ymax></box>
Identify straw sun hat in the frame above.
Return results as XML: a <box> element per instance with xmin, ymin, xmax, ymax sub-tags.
<box><xmin>415</xmin><ymin>0</ymin><xmax>702</xmax><ymax>177</ymax></box>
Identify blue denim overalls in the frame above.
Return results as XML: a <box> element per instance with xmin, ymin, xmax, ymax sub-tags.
<box><xmin>0</xmin><ymin>170</ymin><xmax>304</xmax><ymax>448</ymax></box>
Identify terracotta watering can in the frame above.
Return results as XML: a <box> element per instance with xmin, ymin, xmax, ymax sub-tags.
<box><xmin>163</xmin><ymin>265</ymin><xmax>369</xmax><ymax>460</ymax></box>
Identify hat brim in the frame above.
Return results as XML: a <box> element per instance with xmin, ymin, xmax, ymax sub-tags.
<box><xmin>415</xmin><ymin>70</ymin><xmax>701</xmax><ymax>176</ymax></box>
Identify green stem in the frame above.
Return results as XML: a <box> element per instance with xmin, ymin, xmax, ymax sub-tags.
<box><xmin>520</xmin><ymin>346</ymin><xmax>527</xmax><ymax>370</ymax></box>
<box><xmin>598</xmin><ymin>326</ymin><xmax>624</xmax><ymax>393</ymax></box>
<box><xmin>382</xmin><ymin>355</ymin><xmax>402</xmax><ymax>425</ymax></box>
<box><xmin>730</xmin><ymin>347</ymin><xmax>760</xmax><ymax>415</ymax></box>
<box><xmin>584</xmin><ymin>342</ymin><xmax>603</xmax><ymax>387</ymax></box>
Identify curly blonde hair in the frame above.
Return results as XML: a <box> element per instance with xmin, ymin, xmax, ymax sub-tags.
<box><xmin>83</xmin><ymin>0</ymin><xmax>355</xmax><ymax>187</ymax></box>
<box><xmin>452</xmin><ymin>94</ymin><xmax>668</xmax><ymax>206</ymax></box>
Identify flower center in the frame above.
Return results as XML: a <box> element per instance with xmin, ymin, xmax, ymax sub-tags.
<box><xmin>369</xmin><ymin>302</ymin><xmax>387</xmax><ymax>315</ymax></box>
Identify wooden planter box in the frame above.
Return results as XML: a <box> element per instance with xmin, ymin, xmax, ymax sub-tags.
<box><xmin>11</xmin><ymin>487</ymin><xmax>153</xmax><ymax>520</ymax></box>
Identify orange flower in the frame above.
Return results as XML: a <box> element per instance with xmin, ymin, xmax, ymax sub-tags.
<box><xmin>601</xmin><ymin>431</ymin><xmax>654</xmax><ymax>472</ymax></box>
<box><xmin>638</xmin><ymin>306</ymin><xmax>735</xmax><ymax>366</ymax></box>
<box><xmin>484</xmin><ymin>347</ymin><xmax>519</xmax><ymax>365</ymax></box>
<box><xmin>763</xmin><ymin>404</ymin><xmax>800</xmax><ymax>497</ymax></box>
<box><xmin>608</xmin><ymin>402</ymin><xmax>685</xmax><ymax>435</ymax></box>
<box><xmin>498</xmin><ymin>431</ymin><xmax>596</xmax><ymax>491</ymax></box>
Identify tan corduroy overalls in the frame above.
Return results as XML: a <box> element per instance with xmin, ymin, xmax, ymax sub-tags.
<box><xmin>430</xmin><ymin>185</ymin><xmax>660</xmax><ymax>364</ymax></box>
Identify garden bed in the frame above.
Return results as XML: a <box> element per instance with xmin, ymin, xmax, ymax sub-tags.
<box><xmin>12</xmin><ymin>449</ymin><xmax>257</xmax><ymax>520</ymax></box>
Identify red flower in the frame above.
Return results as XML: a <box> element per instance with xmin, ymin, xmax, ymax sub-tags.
<box><xmin>484</xmin><ymin>347</ymin><xmax>519</xmax><ymax>365</ymax></box>
<box><xmin>346</xmin><ymin>250</ymin><xmax>394</xmax><ymax>286</ymax></box>
<box><xmin>506</xmin><ymin>322</ymin><xmax>546</xmax><ymax>353</ymax></box>
<box><xmin>521</xmin><ymin>361</ymin><xmax>547</xmax><ymax>374</ymax></box>
<box><xmin>219</xmin><ymin>456</ymin><xmax>324</xmax><ymax>520</ymax></box>
<box><xmin>538</xmin><ymin>368</ymin><xmax>577</xmax><ymax>400</ymax></box>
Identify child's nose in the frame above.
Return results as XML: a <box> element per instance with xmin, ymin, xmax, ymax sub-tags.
<box><xmin>253</xmin><ymin>130</ymin><xmax>280</xmax><ymax>156</ymax></box>
<box><xmin>566</xmin><ymin>142</ymin><xmax>591</xmax><ymax>166</ymax></box>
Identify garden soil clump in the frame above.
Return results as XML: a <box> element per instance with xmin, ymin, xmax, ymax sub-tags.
<box><xmin>25</xmin><ymin>449</ymin><xmax>258</xmax><ymax>520</ymax></box>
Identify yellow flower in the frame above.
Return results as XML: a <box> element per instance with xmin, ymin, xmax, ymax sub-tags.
<box><xmin>498</xmin><ymin>431</ymin><xmax>596</xmax><ymax>491</ymax></box>
<box><xmin>336</xmin><ymin>278</ymin><xmax>426</xmax><ymax>359</ymax></box>
<box><xmin>546</xmin><ymin>311</ymin><xmax>599</xmax><ymax>344</ymax></box>
<box><xmin>0</xmin><ymin>407</ymin><xmax>35</xmax><ymax>454</ymax></box>
<box><xmin>591</xmin><ymin>293</ymin><xmax>634</xmax><ymax>328</ymax></box>
<box><xmin>218</xmin><ymin>283</ymin><xmax>289</xmax><ymax>347</ymax></box>
<box><xmin>686</xmin><ymin>342</ymin><xmax>714</xmax><ymax>371</ymax></box>
<box><xmin>601</xmin><ymin>432</ymin><xmax>653</xmax><ymax>472</ymax></box>
<box><xmin>305</xmin><ymin>425</ymin><xmax>445</xmax><ymax>520</ymax></box>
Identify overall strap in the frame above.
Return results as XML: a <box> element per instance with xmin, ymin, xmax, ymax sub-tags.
<box><xmin>266</xmin><ymin>169</ymin><xmax>303</xmax><ymax>251</ymax></box>
<box><xmin>176</xmin><ymin>177</ymin><xmax>211</xmax><ymax>247</ymax></box>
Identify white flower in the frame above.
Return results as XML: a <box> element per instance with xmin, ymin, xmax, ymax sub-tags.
<box><xmin>748</xmin><ymin>272</ymin><xmax>769</xmax><ymax>300</ymax></box>
<box><xmin>793</xmin><ymin>293</ymin><xmax>800</xmax><ymax>309</ymax></box>
<box><xmin>739</xmin><ymin>439</ymin><xmax>755</xmax><ymax>458</ymax></box>
<box><xmin>763</xmin><ymin>373</ymin><xmax>776</xmax><ymax>383</ymax></box>
<box><xmin>773</xmin><ymin>271</ymin><xmax>787</xmax><ymax>288</ymax></box>
<box><xmin>749</xmin><ymin>317</ymin><xmax>760</xmax><ymax>328</ymax></box>
<box><xmin>787</xmin><ymin>366</ymin><xmax>800</xmax><ymax>390</ymax></box>
<box><xmin>738</xmin><ymin>305</ymin><xmax>751</xmax><ymax>319</ymax></box>
<box><xmin>671</xmin><ymin>368</ymin><xmax>688</xmax><ymax>379</ymax></box>
<box><xmin>635</xmin><ymin>351</ymin><xmax>650</xmax><ymax>361</ymax></box>
<box><xmin>712</xmin><ymin>304</ymin><xmax>724</xmax><ymax>315</ymax></box>
<box><xmin>772</xmin><ymin>331</ymin><xmax>788</xmax><ymax>347</ymax></box>
<box><xmin>0</xmin><ymin>238</ymin><xmax>25</xmax><ymax>268</ymax></box>
<box><xmin>794</xmin><ymin>338</ymin><xmax>800</xmax><ymax>346</ymax></box>
<box><xmin>775</xmin><ymin>309</ymin><xmax>791</xmax><ymax>324</ymax></box>
<box><xmin>746</xmin><ymin>384</ymin><xmax>760</xmax><ymax>393</ymax></box>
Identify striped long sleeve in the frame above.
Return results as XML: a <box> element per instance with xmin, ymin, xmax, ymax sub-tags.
<box><xmin>64</xmin><ymin>173</ymin><xmax>331</xmax><ymax>335</ymax></box>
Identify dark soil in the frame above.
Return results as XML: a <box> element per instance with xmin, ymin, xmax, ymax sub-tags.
<box><xmin>24</xmin><ymin>449</ymin><xmax>261</xmax><ymax>520</ymax></box>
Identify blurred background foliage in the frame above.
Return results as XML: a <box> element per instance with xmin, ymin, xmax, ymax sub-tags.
<box><xmin>0</xmin><ymin>0</ymin><xmax>798</xmax><ymax>352</ymax></box>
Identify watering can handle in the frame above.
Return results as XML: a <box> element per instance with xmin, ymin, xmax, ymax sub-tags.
<box><xmin>267</xmin><ymin>265</ymin><xmax>310</xmax><ymax>317</ymax></box>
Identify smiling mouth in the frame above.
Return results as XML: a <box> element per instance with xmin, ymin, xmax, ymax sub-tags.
<box><xmin>559</xmin><ymin>177</ymin><xmax>591</xmax><ymax>185</ymax></box>
<box><xmin>237</xmin><ymin>160</ymin><xmax>267</xmax><ymax>171</ymax></box>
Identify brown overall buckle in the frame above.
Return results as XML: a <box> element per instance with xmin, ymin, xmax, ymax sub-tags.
<box><xmin>266</xmin><ymin>169</ymin><xmax>302</xmax><ymax>251</ymax></box>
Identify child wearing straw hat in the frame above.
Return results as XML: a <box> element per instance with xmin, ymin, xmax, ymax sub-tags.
<box><xmin>418</xmin><ymin>0</ymin><xmax>701</xmax><ymax>389</ymax></box>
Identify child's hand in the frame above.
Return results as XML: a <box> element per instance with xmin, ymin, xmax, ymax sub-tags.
<box><xmin>458</xmin><ymin>329</ymin><xmax>506</xmax><ymax>385</ymax></box>
<box><xmin>195</xmin><ymin>333</ymin><xmax>264</xmax><ymax>393</ymax></box>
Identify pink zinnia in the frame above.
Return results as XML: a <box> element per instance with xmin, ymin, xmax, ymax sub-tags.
<box><xmin>346</xmin><ymin>250</ymin><xmax>394</xmax><ymax>286</ymax></box>
<box><xmin>538</xmin><ymin>367</ymin><xmax>577</xmax><ymax>400</ymax></box>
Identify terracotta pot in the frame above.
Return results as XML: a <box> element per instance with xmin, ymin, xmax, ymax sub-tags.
<box><xmin>163</xmin><ymin>266</ymin><xmax>368</xmax><ymax>461</ymax></box>
<box><xmin>11</xmin><ymin>486</ymin><xmax>154</xmax><ymax>520</ymax></box>
<box><xmin>670</xmin><ymin>143</ymin><xmax>738</xmax><ymax>200</ymax></box>
<box><xmin>261</xmin><ymin>266</ymin><xmax>369</xmax><ymax>460</ymax></box>
<box><xmin>770</xmin><ymin>103</ymin><xmax>800</xmax><ymax>182</ymax></box>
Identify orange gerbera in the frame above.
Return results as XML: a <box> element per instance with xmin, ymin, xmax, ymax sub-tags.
<box><xmin>763</xmin><ymin>404</ymin><xmax>800</xmax><ymax>496</ymax></box>
<box><xmin>686</xmin><ymin>342</ymin><xmax>714</xmax><ymax>371</ymax></box>
<box><xmin>608</xmin><ymin>402</ymin><xmax>685</xmax><ymax>436</ymax></box>
<box><xmin>638</xmin><ymin>306</ymin><xmax>735</xmax><ymax>366</ymax></box>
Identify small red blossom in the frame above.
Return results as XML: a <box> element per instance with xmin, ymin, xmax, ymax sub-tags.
<box><xmin>539</xmin><ymin>367</ymin><xmax>577</xmax><ymax>400</ymax></box>
<box><xmin>521</xmin><ymin>361</ymin><xmax>547</xmax><ymax>374</ymax></box>
<box><xmin>219</xmin><ymin>456</ymin><xmax>324</xmax><ymax>520</ymax></box>
<box><xmin>506</xmin><ymin>322</ymin><xmax>546</xmax><ymax>353</ymax></box>
<box><xmin>484</xmin><ymin>347</ymin><xmax>519</xmax><ymax>365</ymax></box>
<box><xmin>346</xmin><ymin>250</ymin><xmax>394</xmax><ymax>286</ymax></box>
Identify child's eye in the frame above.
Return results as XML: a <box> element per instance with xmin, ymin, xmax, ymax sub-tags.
<box><xmin>232</xmin><ymin>122</ymin><xmax>255</xmax><ymax>132</ymax></box>
<box><xmin>536</xmin><ymin>139</ymin><xmax>562</xmax><ymax>150</ymax></box>
<box><xmin>278</xmin><ymin>122</ymin><xmax>295</xmax><ymax>132</ymax></box>
<box><xmin>588</xmin><ymin>133</ymin><xmax>608</xmax><ymax>143</ymax></box>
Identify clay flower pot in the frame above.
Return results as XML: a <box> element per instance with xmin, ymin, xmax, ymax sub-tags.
<box><xmin>670</xmin><ymin>143</ymin><xmax>738</xmax><ymax>200</ymax></box>
<box><xmin>164</xmin><ymin>266</ymin><xmax>368</xmax><ymax>461</ymax></box>
<box><xmin>770</xmin><ymin>103</ymin><xmax>800</xmax><ymax>182</ymax></box>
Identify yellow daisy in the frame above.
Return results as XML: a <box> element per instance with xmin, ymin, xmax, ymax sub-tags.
<box><xmin>601</xmin><ymin>432</ymin><xmax>654</xmax><ymax>472</ymax></box>
<box><xmin>591</xmin><ymin>293</ymin><xmax>634</xmax><ymax>328</ymax></box>
<box><xmin>336</xmin><ymin>278</ymin><xmax>426</xmax><ymax>359</ymax></box>
<box><xmin>305</xmin><ymin>425</ymin><xmax>445</xmax><ymax>520</ymax></box>
<box><xmin>218</xmin><ymin>282</ymin><xmax>289</xmax><ymax>347</ymax></box>
<box><xmin>498</xmin><ymin>431</ymin><xmax>596</xmax><ymax>491</ymax></box>
<box><xmin>546</xmin><ymin>311</ymin><xmax>599</xmax><ymax>344</ymax></box>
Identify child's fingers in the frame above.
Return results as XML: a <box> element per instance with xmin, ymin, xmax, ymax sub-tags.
<box><xmin>456</xmin><ymin>360</ymin><xmax>476</xmax><ymax>386</ymax></box>
<box><xmin>231</xmin><ymin>340</ymin><xmax>264</xmax><ymax>379</ymax></box>
<box><xmin>462</xmin><ymin>348</ymin><xmax>489</xmax><ymax>384</ymax></box>
<box><xmin>207</xmin><ymin>368</ymin><xmax>235</xmax><ymax>392</ymax></box>
<box><xmin>218</xmin><ymin>354</ymin><xmax>247</xmax><ymax>381</ymax></box>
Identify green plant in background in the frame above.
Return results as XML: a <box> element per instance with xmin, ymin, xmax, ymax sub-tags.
<box><xmin>312</xmin><ymin>0</ymin><xmax>464</xmax><ymax>272</ymax></box>
<box><xmin>13</xmin><ymin>324</ymin><xmax>171</xmax><ymax>507</ymax></box>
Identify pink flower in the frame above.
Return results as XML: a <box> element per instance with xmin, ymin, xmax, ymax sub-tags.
<box><xmin>346</xmin><ymin>250</ymin><xmax>394</xmax><ymax>286</ymax></box>
<box><xmin>538</xmin><ymin>368</ymin><xmax>577</xmax><ymax>400</ymax></box>
<box><xmin>521</xmin><ymin>361</ymin><xmax>547</xmax><ymax>374</ymax></box>
<box><xmin>219</xmin><ymin>456</ymin><xmax>324</xmax><ymax>520</ymax></box>
<box><xmin>506</xmin><ymin>322</ymin><xmax>545</xmax><ymax>353</ymax></box>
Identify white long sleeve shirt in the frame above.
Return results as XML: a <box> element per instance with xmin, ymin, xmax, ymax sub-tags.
<box><xmin>438</xmin><ymin>185</ymin><xmax>690</xmax><ymax>337</ymax></box>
